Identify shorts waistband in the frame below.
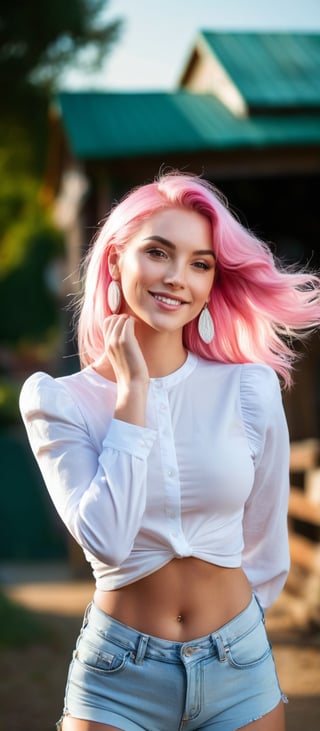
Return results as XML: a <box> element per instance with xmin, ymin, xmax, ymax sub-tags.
<box><xmin>83</xmin><ymin>594</ymin><xmax>264</xmax><ymax>665</ymax></box>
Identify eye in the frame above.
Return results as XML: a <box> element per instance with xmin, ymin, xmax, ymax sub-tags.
<box><xmin>146</xmin><ymin>247</ymin><xmax>168</xmax><ymax>259</ymax></box>
<box><xmin>193</xmin><ymin>260</ymin><xmax>211</xmax><ymax>271</ymax></box>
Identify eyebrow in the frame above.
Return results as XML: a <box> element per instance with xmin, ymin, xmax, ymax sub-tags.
<box><xmin>142</xmin><ymin>235</ymin><xmax>216</xmax><ymax>259</ymax></box>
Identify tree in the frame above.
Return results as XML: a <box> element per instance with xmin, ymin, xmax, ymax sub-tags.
<box><xmin>0</xmin><ymin>0</ymin><xmax>122</xmax><ymax>98</ymax></box>
<box><xmin>0</xmin><ymin>0</ymin><xmax>122</xmax><ymax>358</ymax></box>
<box><xmin>0</xmin><ymin>0</ymin><xmax>122</xmax><ymax>169</ymax></box>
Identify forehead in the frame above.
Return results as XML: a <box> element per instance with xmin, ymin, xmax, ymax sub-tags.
<box><xmin>133</xmin><ymin>207</ymin><xmax>213</xmax><ymax>249</ymax></box>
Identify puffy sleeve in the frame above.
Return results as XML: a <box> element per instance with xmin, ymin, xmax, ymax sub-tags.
<box><xmin>19</xmin><ymin>372</ymin><xmax>157</xmax><ymax>566</ymax></box>
<box><xmin>240</xmin><ymin>364</ymin><xmax>290</xmax><ymax>609</ymax></box>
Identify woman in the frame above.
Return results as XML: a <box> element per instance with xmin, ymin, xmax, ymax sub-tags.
<box><xmin>20</xmin><ymin>172</ymin><xmax>320</xmax><ymax>731</ymax></box>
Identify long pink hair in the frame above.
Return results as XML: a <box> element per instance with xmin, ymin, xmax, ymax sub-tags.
<box><xmin>77</xmin><ymin>171</ymin><xmax>320</xmax><ymax>387</ymax></box>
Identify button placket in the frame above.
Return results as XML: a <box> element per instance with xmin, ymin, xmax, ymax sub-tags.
<box><xmin>151</xmin><ymin>381</ymin><xmax>182</xmax><ymax>541</ymax></box>
<box><xmin>150</xmin><ymin>380</ymin><xmax>192</xmax><ymax>557</ymax></box>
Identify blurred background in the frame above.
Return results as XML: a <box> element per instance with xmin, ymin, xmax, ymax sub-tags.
<box><xmin>1</xmin><ymin>1</ymin><xmax>320</xmax><ymax>729</ymax></box>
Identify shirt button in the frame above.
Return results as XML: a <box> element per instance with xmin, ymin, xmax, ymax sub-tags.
<box><xmin>171</xmin><ymin>530</ymin><xmax>178</xmax><ymax>538</ymax></box>
<box><xmin>168</xmin><ymin>470</ymin><xmax>175</xmax><ymax>477</ymax></box>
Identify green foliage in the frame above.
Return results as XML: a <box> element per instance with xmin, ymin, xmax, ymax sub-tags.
<box><xmin>0</xmin><ymin>192</ymin><xmax>65</xmax><ymax>344</ymax></box>
<box><xmin>0</xmin><ymin>378</ymin><xmax>21</xmax><ymax>426</ymax></box>
<box><xmin>0</xmin><ymin>590</ymin><xmax>53</xmax><ymax>648</ymax></box>
<box><xmin>0</xmin><ymin>0</ymin><xmax>122</xmax><ymax>173</ymax></box>
<box><xmin>0</xmin><ymin>0</ymin><xmax>122</xmax><ymax>96</ymax></box>
<box><xmin>0</xmin><ymin>122</ymin><xmax>66</xmax><ymax>348</ymax></box>
<box><xmin>0</xmin><ymin>95</ymin><xmax>49</xmax><ymax>177</ymax></box>
<box><xmin>0</xmin><ymin>0</ymin><xmax>122</xmax><ymax>351</ymax></box>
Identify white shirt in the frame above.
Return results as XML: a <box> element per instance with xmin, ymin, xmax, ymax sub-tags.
<box><xmin>19</xmin><ymin>352</ymin><xmax>290</xmax><ymax>609</ymax></box>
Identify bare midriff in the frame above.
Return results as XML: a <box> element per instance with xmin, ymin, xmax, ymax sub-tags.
<box><xmin>94</xmin><ymin>558</ymin><xmax>252</xmax><ymax>641</ymax></box>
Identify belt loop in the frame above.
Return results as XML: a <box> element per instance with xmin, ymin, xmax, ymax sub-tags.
<box><xmin>253</xmin><ymin>593</ymin><xmax>266</xmax><ymax>624</ymax></box>
<box><xmin>134</xmin><ymin>634</ymin><xmax>149</xmax><ymax>665</ymax></box>
<box><xmin>214</xmin><ymin>633</ymin><xmax>228</xmax><ymax>662</ymax></box>
<box><xmin>81</xmin><ymin>602</ymin><xmax>92</xmax><ymax>631</ymax></box>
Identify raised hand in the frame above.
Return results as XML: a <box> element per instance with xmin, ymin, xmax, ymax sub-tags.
<box><xmin>94</xmin><ymin>315</ymin><xmax>150</xmax><ymax>426</ymax></box>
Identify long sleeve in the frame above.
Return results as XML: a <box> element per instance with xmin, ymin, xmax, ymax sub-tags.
<box><xmin>19</xmin><ymin>372</ymin><xmax>157</xmax><ymax>566</ymax></box>
<box><xmin>240</xmin><ymin>364</ymin><xmax>290</xmax><ymax>609</ymax></box>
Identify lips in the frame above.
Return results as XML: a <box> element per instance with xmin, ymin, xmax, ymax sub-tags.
<box><xmin>149</xmin><ymin>292</ymin><xmax>187</xmax><ymax>306</ymax></box>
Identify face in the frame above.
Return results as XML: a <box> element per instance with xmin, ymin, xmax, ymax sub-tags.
<box><xmin>109</xmin><ymin>207</ymin><xmax>216</xmax><ymax>336</ymax></box>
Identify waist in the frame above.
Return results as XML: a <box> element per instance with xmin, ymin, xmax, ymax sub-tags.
<box><xmin>94</xmin><ymin>558</ymin><xmax>252</xmax><ymax>640</ymax></box>
<box><xmin>83</xmin><ymin>592</ymin><xmax>264</xmax><ymax>661</ymax></box>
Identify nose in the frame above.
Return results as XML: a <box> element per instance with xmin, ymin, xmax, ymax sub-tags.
<box><xmin>163</xmin><ymin>261</ymin><xmax>186</xmax><ymax>288</ymax></box>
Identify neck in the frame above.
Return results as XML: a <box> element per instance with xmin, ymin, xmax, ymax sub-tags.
<box><xmin>135</xmin><ymin>325</ymin><xmax>187</xmax><ymax>378</ymax></box>
<box><xmin>92</xmin><ymin>324</ymin><xmax>188</xmax><ymax>383</ymax></box>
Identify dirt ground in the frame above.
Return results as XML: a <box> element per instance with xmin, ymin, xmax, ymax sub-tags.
<box><xmin>0</xmin><ymin>563</ymin><xmax>319</xmax><ymax>731</ymax></box>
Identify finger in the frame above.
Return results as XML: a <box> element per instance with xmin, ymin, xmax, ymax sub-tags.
<box><xmin>102</xmin><ymin>314</ymin><xmax>128</xmax><ymax>342</ymax></box>
<box><xmin>121</xmin><ymin>316</ymin><xmax>136</xmax><ymax>340</ymax></box>
<box><xmin>108</xmin><ymin>316</ymin><xmax>138</xmax><ymax>347</ymax></box>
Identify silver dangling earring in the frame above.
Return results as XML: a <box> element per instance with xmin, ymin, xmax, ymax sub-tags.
<box><xmin>107</xmin><ymin>280</ymin><xmax>121</xmax><ymax>313</ymax></box>
<box><xmin>198</xmin><ymin>303</ymin><xmax>215</xmax><ymax>343</ymax></box>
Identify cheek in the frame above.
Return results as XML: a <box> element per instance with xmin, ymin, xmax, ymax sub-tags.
<box><xmin>121</xmin><ymin>259</ymin><xmax>157</xmax><ymax>289</ymax></box>
<box><xmin>119</xmin><ymin>266</ymin><xmax>149</xmax><ymax>304</ymax></box>
<box><xmin>193</xmin><ymin>276</ymin><xmax>214</xmax><ymax>302</ymax></box>
<box><xmin>205</xmin><ymin>270</ymin><xmax>215</xmax><ymax>298</ymax></box>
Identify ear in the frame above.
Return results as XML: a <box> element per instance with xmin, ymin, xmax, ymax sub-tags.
<box><xmin>108</xmin><ymin>245</ymin><xmax>121</xmax><ymax>280</ymax></box>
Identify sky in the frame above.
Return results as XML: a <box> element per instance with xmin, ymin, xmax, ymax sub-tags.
<box><xmin>62</xmin><ymin>0</ymin><xmax>320</xmax><ymax>91</ymax></box>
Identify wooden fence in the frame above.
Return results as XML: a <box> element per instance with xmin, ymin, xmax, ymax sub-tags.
<box><xmin>288</xmin><ymin>439</ymin><xmax>320</xmax><ymax>625</ymax></box>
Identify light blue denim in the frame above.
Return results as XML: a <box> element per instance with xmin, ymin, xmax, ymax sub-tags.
<box><xmin>56</xmin><ymin>594</ymin><xmax>287</xmax><ymax>731</ymax></box>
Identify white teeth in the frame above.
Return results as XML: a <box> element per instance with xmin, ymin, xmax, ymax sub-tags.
<box><xmin>153</xmin><ymin>294</ymin><xmax>183</xmax><ymax>306</ymax></box>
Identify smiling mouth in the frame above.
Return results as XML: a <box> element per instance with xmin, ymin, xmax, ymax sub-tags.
<box><xmin>150</xmin><ymin>292</ymin><xmax>187</xmax><ymax>306</ymax></box>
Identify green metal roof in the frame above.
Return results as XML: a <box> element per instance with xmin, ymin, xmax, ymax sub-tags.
<box><xmin>200</xmin><ymin>31</ymin><xmax>320</xmax><ymax>108</ymax></box>
<box><xmin>58</xmin><ymin>91</ymin><xmax>320</xmax><ymax>160</ymax></box>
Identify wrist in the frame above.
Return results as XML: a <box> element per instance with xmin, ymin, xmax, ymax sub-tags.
<box><xmin>115</xmin><ymin>381</ymin><xmax>149</xmax><ymax>426</ymax></box>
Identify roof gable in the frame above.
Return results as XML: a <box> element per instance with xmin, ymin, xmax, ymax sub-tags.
<box><xmin>180</xmin><ymin>31</ymin><xmax>320</xmax><ymax>110</ymax></box>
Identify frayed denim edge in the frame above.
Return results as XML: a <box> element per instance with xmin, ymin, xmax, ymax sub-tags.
<box><xmin>56</xmin><ymin>712</ymin><xmax>70</xmax><ymax>730</ymax></box>
<box><xmin>236</xmin><ymin>694</ymin><xmax>289</xmax><ymax>730</ymax></box>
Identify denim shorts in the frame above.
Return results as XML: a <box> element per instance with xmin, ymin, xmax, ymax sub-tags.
<box><xmin>56</xmin><ymin>594</ymin><xmax>287</xmax><ymax>731</ymax></box>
